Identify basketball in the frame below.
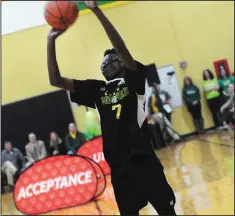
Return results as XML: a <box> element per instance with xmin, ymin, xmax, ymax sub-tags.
<box><xmin>44</xmin><ymin>1</ymin><xmax>79</xmax><ymax>30</ymax></box>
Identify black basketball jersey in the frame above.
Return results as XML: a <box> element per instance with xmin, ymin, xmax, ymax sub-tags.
<box><xmin>70</xmin><ymin>61</ymin><xmax>155</xmax><ymax>165</ymax></box>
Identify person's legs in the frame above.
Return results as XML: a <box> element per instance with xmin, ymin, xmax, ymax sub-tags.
<box><xmin>136</xmin><ymin>156</ymin><xmax>176</xmax><ymax>215</ymax></box>
<box><xmin>152</xmin><ymin>113</ymin><xmax>179</xmax><ymax>141</ymax></box>
<box><xmin>154</xmin><ymin>201</ymin><xmax>177</xmax><ymax>215</ymax></box>
<box><xmin>187</xmin><ymin>105</ymin><xmax>196</xmax><ymax>119</ymax></box>
<box><xmin>152</xmin><ymin>113</ymin><xmax>164</xmax><ymax>131</ymax></box>
<box><xmin>189</xmin><ymin>105</ymin><xmax>201</xmax><ymax>133</ymax></box>
<box><xmin>150</xmin><ymin>123</ymin><xmax>166</xmax><ymax>149</ymax></box>
<box><xmin>2</xmin><ymin>161</ymin><xmax>17</xmax><ymax>186</ymax></box>
<box><xmin>207</xmin><ymin>98</ymin><xmax>216</xmax><ymax>126</ymax></box>
<box><xmin>215</xmin><ymin>97</ymin><xmax>223</xmax><ymax>127</ymax></box>
<box><xmin>163</xmin><ymin>115</ymin><xmax>180</xmax><ymax>141</ymax></box>
<box><xmin>197</xmin><ymin>103</ymin><xmax>204</xmax><ymax>132</ymax></box>
<box><xmin>165</xmin><ymin>112</ymin><xmax>172</xmax><ymax>123</ymax></box>
<box><xmin>146</xmin><ymin>171</ymin><xmax>176</xmax><ymax>215</ymax></box>
<box><xmin>194</xmin><ymin>103</ymin><xmax>203</xmax><ymax>119</ymax></box>
<box><xmin>111</xmin><ymin>163</ymin><xmax>147</xmax><ymax>215</ymax></box>
<box><xmin>192</xmin><ymin>103</ymin><xmax>204</xmax><ymax>133</ymax></box>
<box><xmin>222</xmin><ymin>109</ymin><xmax>234</xmax><ymax>128</ymax></box>
<box><xmin>207</xmin><ymin>98</ymin><xmax>222</xmax><ymax>127</ymax></box>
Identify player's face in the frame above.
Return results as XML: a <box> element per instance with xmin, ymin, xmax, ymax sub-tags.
<box><xmin>101</xmin><ymin>54</ymin><xmax>123</xmax><ymax>80</ymax></box>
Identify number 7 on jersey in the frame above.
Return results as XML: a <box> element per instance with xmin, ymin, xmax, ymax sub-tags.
<box><xmin>112</xmin><ymin>104</ymin><xmax>122</xmax><ymax>119</ymax></box>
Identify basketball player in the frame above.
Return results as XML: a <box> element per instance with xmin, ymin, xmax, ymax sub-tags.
<box><xmin>47</xmin><ymin>1</ymin><xmax>176</xmax><ymax>215</ymax></box>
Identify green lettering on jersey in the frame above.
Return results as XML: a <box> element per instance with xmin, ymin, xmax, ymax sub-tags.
<box><xmin>101</xmin><ymin>96</ymin><xmax>111</xmax><ymax>105</ymax></box>
<box><xmin>123</xmin><ymin>87</ymin><xmax>129</xmax><ymax>97</ymax></box>
<box><xmin>116</xmin><ymin>91</ymin><xmax>122</xmax><ymax>100</ymax></box>
<box><xmin>100</xmin><ymin>86</ymin><xmax>130</xmax><ymax>105</ymax></box>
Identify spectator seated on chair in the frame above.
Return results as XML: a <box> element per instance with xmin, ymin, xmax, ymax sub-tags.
<box><xmin>65</xmin><ymin>123</ymin><xmax>86</xmax><ymax>155</ymax></box>
<box><xmin>148</xmin><ymin>85</ymin><xmax>180</xmax><ymax>143</ymax></box>
<box><xmin>221</xmin><ymin>84</ymin><xmax>234</xmax><ymax>128</ymax></box>
<box><xmin>1</xmin><ymin>141</ymin><xmax>25</xmax><ymax>191</ymax></box>
<box><xmin>156</xmin><ymin>85</ymin><xmax>172</xmax><ymax>122</ymax></box>
<box><xmin>25</xmin><ymin>133</ymin><xmax>47</xmax><ymax>167</ymax></box>
<box><xmin>50</xmin><ymin>132</ymin><xmax>63</xmax><ymax>156</ymax></box>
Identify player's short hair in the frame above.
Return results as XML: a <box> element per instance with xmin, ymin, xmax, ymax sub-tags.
<box><xmin>104</xmin><ymin>48</ymin><xmax>117</xmax><ymax>57</ymax></box>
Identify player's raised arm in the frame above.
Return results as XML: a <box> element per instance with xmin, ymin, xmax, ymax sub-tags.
<box><xmin>47</xmin><ymin>28</ymin><xmax>75</xmax><ymax>92</ymax></box>
<box><xmin>85</xmin><ymin>1</ymin><xmax>137</xmax><ymax>71</ymax></box>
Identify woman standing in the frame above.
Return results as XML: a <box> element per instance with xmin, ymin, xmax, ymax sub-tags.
<box><xmin>218</xmin><ymin>68</ymin><xmax>234</xmax><ymax>100</ymax></box>
<box><xmin>183</xmin><ymin>76</ymin><xmax>204</xmax><ymax>134</ymax></box>
<box><xmin>50</xmin><ymin>132</ymin><xmax>62</xmax><ymax>155</ymax></box>
<box><xmin>203</xmin><ymin>69</ymin><xmax>222</xmax><ymax>128</ymax></box>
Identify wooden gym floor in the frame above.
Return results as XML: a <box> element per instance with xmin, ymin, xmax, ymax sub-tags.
<box><xmin>1</xmin><ymin>130</ymin><xmax>234</xmax><ymax>215</ymax></box>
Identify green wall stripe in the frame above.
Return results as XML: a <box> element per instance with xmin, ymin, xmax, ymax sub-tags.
<box><xmin>77</xmin><ymin>1</ymin><xmax>116</xmax><ymax>11</ymax></box>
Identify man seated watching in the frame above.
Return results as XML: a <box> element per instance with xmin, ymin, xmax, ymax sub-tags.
<box><xmin>65</xmin><ymin>123</ymin><xmax>86</xmax><ymax>155</ymax></box>
<box><xmin>25</xmin><ymin>133</ymin><xmax>47</xmax><ymax>166</ymax></box>
<box><xmin>148</xmin><ymin>85</ymin><xmax>180</xmax><ymax>142</ymax></box>
<box><xmin>156</xmin><ymin>85</ymin><xmax>172</xmax><ymax>122</ymax></box>
<box><xmin>1</xmin><ymin>141</ymin><xmax>25</xmax><ymax>191</ymax></box>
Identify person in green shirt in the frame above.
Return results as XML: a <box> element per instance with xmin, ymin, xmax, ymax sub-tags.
<box><xmin>203</xmin><ymin>69</ymin><xmax>223</xmax><ymax>128</ymax></box>
<box><xmin>218</xmin><ymin>68</ymin><xmax>234</xmax><ymax>100</ymax></box>
<box><xmin>65</xmin><ymin>123</ymin><xmax>87</xmax><ymax>155</ymax></box>
<box><xmin>183</xmin><ymin>76</ymin><xmax>204</xmax><ymax>134</ymax></box>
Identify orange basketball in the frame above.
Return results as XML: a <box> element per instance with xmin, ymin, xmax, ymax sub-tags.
<box><xmin>44</xmin><ymin>1</ymin><xmax>79</xmax><ymax>30</ymax></box>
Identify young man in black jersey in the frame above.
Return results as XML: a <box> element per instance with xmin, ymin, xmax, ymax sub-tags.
<box><xmin>47</xmin><ymin>1</ymin><xmax>176</xmax><ymax>215</ymax></box>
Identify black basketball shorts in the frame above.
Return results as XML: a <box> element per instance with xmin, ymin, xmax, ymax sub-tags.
<box><xmin>110</xmin><ymin>155</ymin><xmax>176</xmax><ymax>215</ymax></box>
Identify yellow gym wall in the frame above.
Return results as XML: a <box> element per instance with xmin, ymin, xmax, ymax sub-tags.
<box><xmin>2</xmin><ymin>1</ymin><xmax>234</xmax><ymax>134</ymax></box>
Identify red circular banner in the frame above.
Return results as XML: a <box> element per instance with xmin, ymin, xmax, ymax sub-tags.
<box><xmin>14</xmin><ymin>155</ymin><xmax>97</xmax><ymax>215</ymax></box>
<box><xmin>77</xmin><ymin>136</ymin><xmax>111</xmax><ymax>175</ymax></box>
<box><xmin>82</xmin><ymin>156</ymin><xmax>106</xmax><ymax>199</ymax></box>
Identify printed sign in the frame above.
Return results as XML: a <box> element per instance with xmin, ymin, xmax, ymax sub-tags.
<box><xmin>14</xmin><ymin>156</ymin><xmax>97</xmax><ymax>215</ymax></box>
<box><xmin>77</xmin><ymin>137</ymin><xmax>111</xmax><ymax>175</ymax></box>
<box><xmin>83</xmin><ymin>156</ymin><xmax>106</xmax><ymax>199</ymax></box>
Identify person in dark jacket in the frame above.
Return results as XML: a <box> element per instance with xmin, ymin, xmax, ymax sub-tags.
<box><xmin>65</xmin><ymin>123</ymin><xmax>86</xmax><ymax>155</ymax></box>
<box><xmin>2</xmin><ymin>141</ymin><xmax>25</xmax><ymax>189</ymax></box>
<box><xmin>182</xmin><ymin>76</ymin><xmax>204</xmax><ymax>134</ymax></box>
<box><xmin>50</xmin><ymin>132</ymin><xmax>63</xmax><ymax>155</ymax></box>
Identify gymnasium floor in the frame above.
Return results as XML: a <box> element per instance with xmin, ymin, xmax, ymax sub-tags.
<box><xmin>1</xmin><ymin>130</ymin><xmax>234</xmax><ymax>215</ymax></box>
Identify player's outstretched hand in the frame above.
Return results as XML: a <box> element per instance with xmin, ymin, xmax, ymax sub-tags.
<box><xmin>84</xmin><ymin>1</ymin><xmax>98</xmax><ymax>10</ymax></box>
<box><xmin>47</xmin><ymin>28</ymin><xmax>65</xmax><ymax>40</ymax></box>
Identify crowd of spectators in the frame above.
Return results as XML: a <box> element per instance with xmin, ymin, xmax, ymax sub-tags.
<box><xmin>2</xmin><ymin>69</ymin><xmax>234</xmax><ymax>192</ymax></box>
<box><xmin>1</xmin><ymin>123</ymin><xmax>87</xmax><ymax>191</ymax></box>
<box><xmin>148</xmin><ymin>69</ymin><xmax>234</xmax><ymax>144</ymax></box>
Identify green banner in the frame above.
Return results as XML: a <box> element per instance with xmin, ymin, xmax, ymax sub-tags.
<box><xmin>77</xmin><ymin>1</ymin><xmax>116</xmax><ymax>11</ymax></box>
